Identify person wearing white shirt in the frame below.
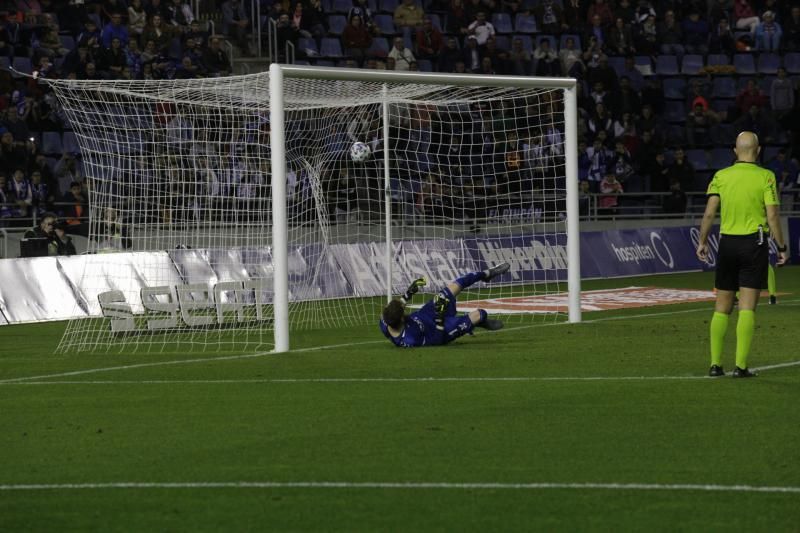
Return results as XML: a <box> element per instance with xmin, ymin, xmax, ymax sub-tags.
<box><xmin>466</xmin><ymin>12</ymin><xmax>495</xmax><ymax>46</ymax></box>
<box><xmin>387</xmin><ymin>37</ymin><xmax>416</xmax><ymax>71</ymax></box>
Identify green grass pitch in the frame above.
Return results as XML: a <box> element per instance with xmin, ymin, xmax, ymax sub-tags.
<box><xmin>1</xmin><ymin>269</ymin><xmax>799</xmax><ymax>531</ymax></box>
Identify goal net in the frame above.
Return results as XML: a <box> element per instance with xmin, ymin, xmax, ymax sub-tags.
<box><xmin>48</xmin><ymin>67</ymin><xmax>579</xmax><ymax>353</ymax></box>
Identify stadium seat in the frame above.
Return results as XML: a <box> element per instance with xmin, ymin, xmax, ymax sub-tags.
<box><xmin>511</xmin><ymin>34</ymin><xmax>532</xmax><ymax>53</ymax></box>
<box><xmin>762</xmin><ymin>145</ymin><xmax>781</xmax><ymax>162</ymax></box>
<box><xmin>298</xmin><ymin>37</ymin><xmax>319</xmax><ymax>56</ymax></box>
<box><xmin>663</xmin><ymin>77</ymin><xmax>686</xmax><ymax>99</ymax></box>
<box><xmin>11</xmin><ymin>57</ymin><xmax>32</xmax><ymax>76</ymax></box>
<box><xmin>514</xmin><ymin>14</ymin><xmax>537</xmax><ymax>33</ymax></box>
<box><xmin>0</xmin><ymin>56</ymin><xmax>9</xmax><ymax>72</ymax></box>
<box><xmin>655</xmin><ymin>55</ymin><xmax>678</xmax><ymax>75</ymax></box>
<box><xmin>707</xmin><ymin>54</ymin><xmax>729</xmax><ymax>66</ymax></box>
<box><xmin>378</xmin><ymin>0</ymin><xmax>398</xmax><ymax>13</ymax></box>
<box><xmin>491</xmin><ymin>13</ymin><xmax>513</xmax><ymax>34</ymax></box>
<box><xmin>663</xmin><ymin>100</ymin><xmax>686</xmax><ymax>123</ymax></box>
<box><xmin>417</xmin><ymin>59</ymin><xmax>432</xmax><ymax>71</ymax></box>
<box><xmin>428</xmin><ymin>14</ymin><xmax>442</xmax><ymax>31</ymax></box>
<box><xmin>374</xmin><ymin>14</ymin><xmax>396</xmax><ymax>35</ymax></box>
<box><xmin>685</xmin><ymin>149</ymin><xmax>710</xmax><ymax>171</ymax></box>
<box><xmin>759</xmin><ymin>76</ymin><xmax>776</xmax><ymax>93</ymax></box>
<box><xmin>494</xmin><ymin>35</ymin><xmax>510</xmax><ymax>51</ymax></box>
<box><xmin>59</xmin><ymin>35</ymin><xmax>75</xmax><ymax>50</ymax></box>
<box><xmin>712</xmin><ymin>77</ymin><xmax>736</xmax><ymax>98</ymax></box>
<box><xmin>327</xmin><ymin>15</ymin><xmax>346</xmax><ymax>35</ymax></box>
<box><xmin>665</xmin><ymin>124</ymin><xmax>686</xmax><ymax>145</ymax></box>
<box><xmin>710</xmin><ymin>148</ymin><xmax>734</xmax><ymax>169</ymax></box>
<box><xmin>757</xmin><ymin>53</ymin><xmax>780</xmax><ymax>74</ymax></box>
<box><xmin>634</xmin><ymin>55</ymin><xmax>654</xmax><ymax>75</ymax></box>
<box><xmin>367</xmin><ymin>37</ymin><xmax>389</xmax><ymax>57</ymax></box>
<box><xmin>784</xmin><ymin>53</ymin><xmax>800</xmax><ymax>74</ymax></box>
<box><xmin>63</xmin><ymin>131</ymin><xmax>80</xmax><ymax>154</ymax></box>
<box><xmin>320</xmin><ymin>37</ymin><xmax>343</xmax><ymax>57</ymax></box>
<box><xmin>41</xmin><ymin>132</ymin><xmax>63</xmax><ymax>155</ymax></box>
<box><xmin>733</xmin><ymin>54</ymin><xmax>756</xmax><ymax>74</ymax></box>
<box><xmin>331</xmin><ymin>0</ymin><xmax>352</xmax><ymax>13</ymax></box>
<box><xmin>313</xmin><ymin>59</ymin><xmax>335</xmax><ymax>67</ymax></box>
<box><xmin>559</xmin><ymin>33</ymin><xmax>581</xmax><ymax>51</ymax></box>
<box><xmin>607</xmin><ymin>56</ymin><xmax>625</xmax><ymax>77</ymax></box>
<box><xmin>711</xmin><ymin>98</ymin><xmax>734</xmax><ymax>114</ymax></box>
<box><xmin>681</xmin><ymin>54</ymin><xmax>703</xmax><ymax>75</ymax></box>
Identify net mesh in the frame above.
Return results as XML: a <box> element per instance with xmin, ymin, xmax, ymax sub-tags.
<box><xmin>48</xmin><ymin>72</ymin><xmax>570</xmax><ymax>353</ymax></box>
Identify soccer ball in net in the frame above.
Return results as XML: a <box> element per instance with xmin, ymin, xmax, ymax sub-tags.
<box><xmin>349</xmin><ymin>142</ymin><xmax>371</xmax><ymax>163</ymax></box>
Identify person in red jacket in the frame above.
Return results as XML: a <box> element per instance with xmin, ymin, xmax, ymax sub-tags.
<box><xmin>415</xmin><ymin>17</ymin><xmax>442</xmax><ymax>60</ymax></box>
<box><xmin>342</xmin><ymin>15</ymin><xmax>373</xmax><ymax>65</ymax></box>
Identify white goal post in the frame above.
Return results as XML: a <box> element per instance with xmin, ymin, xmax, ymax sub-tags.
<box><xmin>46</xmin><ymin>65</ymin><xmax>580</xmax><ymax>354</ymax></box>
<box><xmin>268</xmin><ymin>64</ymin><xmax>581</xmax><ymax>353</ymax></box>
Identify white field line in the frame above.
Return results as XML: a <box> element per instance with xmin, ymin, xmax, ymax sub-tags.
<box><xmin>3</xmin><ymin>360</ymin><xmax>799</xmax><ymax>386</ymax></box>
<box><xmin>1</xmin><ymin>300</ymin><xmax>798</xmax><ymax>385</ymax></box>
<box><xmin>0</xmin><ymin>481</ymin><xmax>798</xmax><ymax>494</ymax></box>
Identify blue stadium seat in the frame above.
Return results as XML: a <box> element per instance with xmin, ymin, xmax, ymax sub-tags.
<box><xmin>655</xmin><ymin>55</ymin><xmax>678</xmax><ymax>75</ymax></box>
<box><xmin>665</xmin><ymin>124</ymin><xmax>686</xmax><ymax>145</ymax></box>
<box><xmin>327</xmin><ymin>15</ymin><xmax>347</xmax><ymax>35</ymax></box>
<box><xmin>711</xmin><ymin>99</ymin><xmax>734</xmax><ymax>114</ymax></box>
<box><xmin>59</xmin><ymin>35</ymin><xmax>75</xmax><ymax>50</ymax></box>
<box><xmin>785</xmin><ymin>53</ymin><xmax>800</xmax><ymax>74</ymax></box>
<box><xmin>759</xmin><ymin>76</ymin><xmax>776</xmax><ymax>93</ymax></box>
<box><xmin>374</xmin><ymin>14</ymin><xmax>396</xmax><ymax>34</ymax></box>
<box><xmin>298</xmin><ymin>37</ymin><xmax>319</xmax><ymax>56</ymax></box>
<box><xmin>757</xmin><ymin>53</ymin><xmax>780</xmax><ymax>74</ymax></box>
<box><xmin>512</xmin><ymin>34</ymin><xmax>532</xmax><ymax>53</ymax></box>
<box><xmin>494</xmin><ymin>35</ymin><xmax>510</xmax><ymax>51</ymax></box>
<box><xmin>762</xmin><ymin>146</ymin><xmax>781</xmax><ymax>162</ymax></box>
<box><xmin>710</xmin><ymin>148</ymin><xmax>734</xmax><ymax>169</ymax></box>
<box><xmin>663</xmin><ymin>77</ymin><xmax>686</xmax><ymax>99</ymax></box>
<box><xmin>685</xmin><ymin>149</ymin><xmax>710</xmax><ymax>171</ymax></box>
<box><xmin>560</xmin><ymin>33</ymin><xmax>581</xmax><ymax>51</ymax></box>
<box><xmin>428</xmin><ymin>14</ymin><xmax>442</xmax><ymax>31</ymax></box>
<box><xmin>712</xmin><ymin>77</ymin><xmax>736</xmax><ymax>98</ymax></box>
<box><xmin>63</xmin><ymin>131</ymin><xmax>80</xmax><ymax>154</ymax></box>
<box><xmin>663</xmin><ymin>100</ymin><xmax>686</xmax><ymax>123</ymax></box>
<box><xmin>681</xmin><ymin>54</ymin><xmax>703</xmax><ymax>75</ymax></box>
<box><xmin>321</xmin><ymin>37</ymin><xmax>343</xmax><ymax>57</ymax></box>
<box><xmin>634</xmin><ymin>55</ymin><xmax>653</xmax><ymax>75</ymax></box>
<box><xmin>11</xmin><ymin>57</ymin><xmax>32</xmax><ymax>76</ymax></box>
<box><xmin>331</xmin><ymin>0</ymin><xmax>352</xmax><ymax>13</ymax></box>
<box><xmin>417</xmin><ymin>59</ymin><xmax>432</xmax><ymax>71</ymax></box>
<box><xmin>0</xmin><ymin>56</ymin><xmax>9</xmax><ymax>72</ymax></box>
<box><xmin>733</xmin><ymin>54</ymin><xmax>756</xmax><ymax>74</ymax></box>
<box><xmin>707</xmin><ymin>54</ymin><xmax>729</xmax><ymax>66</ymax></box>
<box><xmin>491</xmin><ymin>13</ymin><xmax>513</xmax><ymax>34</ymax></box>
<box><xmin>514</xmin><ymin>13</ymin><xmax>537</xmax><ymax>33</ymax></box>
<box><xmin>41</xmin><ymin>132</ymin><xmax>63</xmax><ymax>155</ymax></box>
<box><xmin>607</xmin><ymin>56</ymin><xmax>625</xmax><ymax>77</ymax></box>
<box><xmin>378</xmin><ymin>0</ymin><xmax>398</xmax><ymax>13</ymax></box>
<box><xmin>367</xmin><ymin>37</ymin><xmax>389</xmax><ymax>56</ymax></box>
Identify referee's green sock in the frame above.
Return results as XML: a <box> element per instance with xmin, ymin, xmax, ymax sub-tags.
<box><xmin>709</xmin><ymin>312</ymin><xmax>729</xmax><ymax>366</ymax></box>
<box><xmin>736</xmin><ymin>310</ymin><xmax>756</xmax><ymax>369</ymax></box>
<box><xmin>767</xmin><ymin>265</ymin><xmax>776</xmax><ymax>296</ymax></box>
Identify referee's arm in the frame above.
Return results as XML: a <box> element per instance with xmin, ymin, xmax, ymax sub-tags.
<box><xmin>696</xmin><ymin>195</ymin><xmax>720</xmax><ymax>263</ymax></box>
<box><xmin>766</xmin><ymin>204</ymin><xmax>789</xmax><ymax>266</ymax></box>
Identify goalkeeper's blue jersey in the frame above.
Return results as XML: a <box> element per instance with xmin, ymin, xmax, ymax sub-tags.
<box><xmin>379</xmin><ymin>311</ymin><xmax>443</xmax><ymax>348</ymax></box>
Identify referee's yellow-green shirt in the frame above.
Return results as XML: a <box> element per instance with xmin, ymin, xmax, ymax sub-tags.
<box><xmin>706</xmin><ymin>161</ymin><xmax>779</xmax><ymax>235</ymax></box>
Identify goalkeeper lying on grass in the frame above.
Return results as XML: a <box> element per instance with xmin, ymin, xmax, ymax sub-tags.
<box><xmin>379</xmin><ymin>263</ymin><xmax>510</xmax><ymax>348</ymax></box>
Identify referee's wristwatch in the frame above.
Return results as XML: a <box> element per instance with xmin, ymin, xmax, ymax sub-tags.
<box><xmin>776</xmin><ymin>243</ymin><xmax>787</xmax><ymax>253</ymax></box>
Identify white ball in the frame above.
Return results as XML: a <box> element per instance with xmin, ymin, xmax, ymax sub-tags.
<box><xmin>350</xmin><ymin>142</ymin><xmax>371</xmax><ymax>163</ymax></box>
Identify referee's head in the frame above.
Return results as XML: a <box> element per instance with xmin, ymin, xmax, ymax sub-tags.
<box><xmin>734</xmin><ymin>131</ymin><xmax>760</xmax><ymax>162</ymax></box>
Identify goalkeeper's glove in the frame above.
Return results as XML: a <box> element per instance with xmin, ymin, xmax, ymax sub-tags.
<box><xmin>401</xmin><ymin>277</ymin><xmax>427</xmax><ymax>302</ymax></box>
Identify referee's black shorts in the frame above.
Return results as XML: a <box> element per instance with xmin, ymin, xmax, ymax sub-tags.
<box><xmin>715</xmin><ymin>233</ymin><xmax>769</xmax><ymax>291</ymax></box>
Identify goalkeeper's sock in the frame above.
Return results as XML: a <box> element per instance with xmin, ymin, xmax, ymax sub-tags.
<box><xmin>736</xmin><ymin>310</ymin><xmax>756</xmax><ymax>370</ymax></box>
<box><xmin>474</xmin><ymin>309</ymin><xmax>488</xmax><ymax>325</ymax></box>
<box><xmin>709</xmin><ymin>311</ymin><xmax>729</xmax><ymax>367</ymax></box>
<box><xmin>455</xmin><ymin>271</ymin><xmax>485</xmax><ymax>289</ymax></box>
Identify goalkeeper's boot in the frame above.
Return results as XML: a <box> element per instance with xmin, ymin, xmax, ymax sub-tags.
<box><xmin>708</xmin><ymin>364</ymin><xmax>725</xmax><ymax>377</ymax></box>
<box><xmin>484</xmin><ymin>262</ymin><xmax>510</xmax><ymax>281</ymax></box>
<box><xmin>769</xmin><ymin>295</ymin><xmax>777</xmax><ymax>305</ymax></box>
<box><xmin>732</xmin><ymin>367</ymin><xmax>758</xmax><ymax>378</ymax></box>
<box><xmin>477</xmin><ymin>318</ymin><xmax>504</xmax><ymax>331</ymax></box>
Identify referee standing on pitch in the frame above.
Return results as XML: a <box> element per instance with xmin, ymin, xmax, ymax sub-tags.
<box><xmin>696</xmin><ymin>131</ymin><xmax>789</xmax><ymax>378</ymax></box>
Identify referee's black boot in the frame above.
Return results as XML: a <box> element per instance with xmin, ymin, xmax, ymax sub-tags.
<box><xmin>732</xmin><ymin>367</ymin><xmax>758</xmax><ymax>378</ymax></box>
<box><xmin>769</xmin><ymin>295</ymin><xmax>777</xmax><ymax>305</ymax></box>
<box><xmin>708</xmin><ymin>365</ymin><xmax>725</xmax><ymax>377</ymax></box>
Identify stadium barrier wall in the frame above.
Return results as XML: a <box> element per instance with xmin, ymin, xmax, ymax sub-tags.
<box><xmin>0</xmin><ymin>224</ymin><xmax>781</xmax><ymax>325</ymax></box>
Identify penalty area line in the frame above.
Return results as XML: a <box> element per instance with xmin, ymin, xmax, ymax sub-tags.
<box><xmin>0</xmin><ymin>481</ymin><xmax>798</xmax><ymax>494</ymax></box>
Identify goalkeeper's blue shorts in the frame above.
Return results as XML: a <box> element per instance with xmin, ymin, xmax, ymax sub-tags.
<box><xmin>411</xmin><ymin>287</ymin><xmax>476</xmax><ymax>345</ymax></box>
